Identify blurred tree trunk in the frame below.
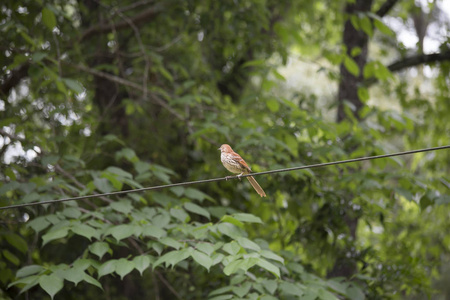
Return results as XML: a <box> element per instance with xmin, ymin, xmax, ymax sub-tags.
<box><xmin>330</xmin><ymin>0</ymin><xmax>373</xmax><ymax>279</ymax></box>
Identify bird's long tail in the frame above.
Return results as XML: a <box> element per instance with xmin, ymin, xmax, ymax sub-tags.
<box><xmin>247</xmin><ymin>176</ymin><xmax>266</xmax><ymax>197</ymax></box>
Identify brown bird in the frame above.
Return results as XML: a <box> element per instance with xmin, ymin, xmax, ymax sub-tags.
<box><xmin>218</xmin><ymin>144</ymin><xmax>266</xmax><ymax>197</ymax></box>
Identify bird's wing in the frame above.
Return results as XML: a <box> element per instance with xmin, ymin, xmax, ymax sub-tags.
<box><xmin>231</xmin><ymin>152</ymin><xmax>252</xmax><ymax>173</ymax></box>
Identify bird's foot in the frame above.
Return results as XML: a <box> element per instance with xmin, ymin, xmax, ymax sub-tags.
<box><xmin>237</xmin><ymin>173</ymin><xmax>243</xmax><ymax>181</ymax></box>
<box><xmin>225</xmin><ymin>176</ymin><xmax>233</xmax><ymax>181</ymax></box>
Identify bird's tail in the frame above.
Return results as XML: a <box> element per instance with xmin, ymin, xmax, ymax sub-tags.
<box><xmin>247</xmin><ymin>176</ymin><xmax>266</xmax><ymax>197</ymax></box>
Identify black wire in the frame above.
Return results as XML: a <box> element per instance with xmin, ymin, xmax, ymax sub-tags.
<box><xmin>0</xmin><ymin>145</ymin><xmax>449</xmax><ymax>211</ymax></box>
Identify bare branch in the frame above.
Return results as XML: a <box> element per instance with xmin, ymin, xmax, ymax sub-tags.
<box><xmin>388</xmin><ymin>51</ymin><xmax>450</xmax><ymax>72</ymax></box>
<box><xmin>80</xmin><ymin>5</ymin><xmax>163</xmax><ymax>42</ymax></box>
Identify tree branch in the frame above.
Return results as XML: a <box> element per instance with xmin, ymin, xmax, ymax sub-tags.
<box><xmin>388</xmin><ymin>51</ymin><xmax>450</xmax><ymax>72</ymax></box>
<box><xmin>375</xmin><ymin>0</ymin><xmax>400</xmax><ymax>17</ymax></box>
<box><xmin>80</xmin><ymin>5</ymin><xmax>163</xmax><ymax>42</ymax></box>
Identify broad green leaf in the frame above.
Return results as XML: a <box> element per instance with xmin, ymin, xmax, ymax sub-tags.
<box><xmin>4</xmin><ymin>233</ymin><xmax>28</xmax><ymax>253</ymax></box>
<box><xmin>42</xmin><ymin>7</ymin><xmax>56</xmax><ymax>30</ymax></box>
<box><xmin>359</xmin><ymin>16</ymin><xmax>373</xmax><ymax>37</ymax></box>
<box><xmin>318</xmin><ymin>288</ymin><xmax>339</xmax><ymax>300</ymax></box>
<box><xmin>60</xmin><ymin>267</ymin><xmax>85</xmax><ymax>285</ymax></box>
<box><xmin>106</xmin><ymin>224</ymin><xmax>136</xmax><ymax>241</ymax></box>
<box><xmin>184</xmin><ymin>202</ymin><xmax>210</xmax><ymax>219</ymax></box>
<box><xmin>71</xmin><ymin>223</ymin><xmax>98</xmax><ymax>240</ymax></box>
<box><xmin>346</xmin><ymin>284</ymin><xmax>365</xmax><ymax>300</ymax></box>
<box><xmin>279</xmin><ymin>281</ymin><xmax>304</xmax><ymax>296</ymax></box>
<box><xmin>141</xmin><ymin>224</ymin><xmax>166</xmax><ymax>239</ymax></box>
<box><xmin>89</xmin><ymin>242</ymin><xmax>110</xmax><ymax>259</ymax></box>
<box><xmin>42</xmin><ymin>227</ymin><xmax>69</xmax><ymax>246</ymax></box>
<box><xmin>220</xmin><ymin>216</ymin><xmax>244</xmax><ymax>228</ymax></box>
<box><xmin>357</xmin><ymin>87</ymin><xmax>369</xmax><ymax>102</ymax></box>
<box><xmin>262</xmin><ymin>279</ymin><xmax>278</xmax><ymax>294</ymax></box>
<box><xmin>256</xmin><ymin>258</ymin><xmax>280</xmax><ymax>278</ymax></box>
<box><xmin>39</xmin><ymin>274</ymin><xmax>63</xmax><ymax>299</ymax></box>
<box><xmin>170</xmin><ymin>208</ymin><xmax>189</xmax><ymax>222</ymax></box>
<box><xmin>196</xmin><ymin>243</ymin><xmax>214</xmax><ymax>256</ymax></box>
<box><xmin>223</xmin><ymin>259</ymin><xmax>243</xmax><ymax>276</ymax></box>
<box><xmin>115</xmin><ymin>258</ymin><xmax>134</xmax><ymax>279</ymax></box>
<box><xmin>110</xmin><ymin>200</ymin><xmax>133</xmax><ymax>215</ymax></box>
<box><xmin>344</xmin><ymin>56</ymin><xmax>359</xmax><ymax>77</ymax></box>
<box><xmin>17</xmin><ymin>265</ymin><xmax>45</xmax><ymax>278</ymax></box>
<box><xmin>222</xmin><ymin>241</ymin><xmax>241</xmax><ymax>255</ymax></box>
<box><xmin>217</xmin><ymin>223</ymin><xmax>241</xmax><ymax>239</ymax></box>
<box><xmin>63</xmin><ymin>78</ymin><xmax>84</xmax><ymax>94</ymax></box>
<box><xmin>83</xmin><ymin>273</ymin><xmax>103</xmax><ymax>290</ymax></box>
<box><xmin>374</xmin><ymin>19</ymin><xmax>394</xmax><ymax>36</ymax></box>
<box><xmin>236</xmin><ymin>237</ymin><xmax>261</xmax><ymax>251</ymax></box>
<box><xmin>154</xmin><ymin>248</ymin><xmax>191</xmax><ymax>268</ymax></box>
<box><xmin>133</xmin><ymin>255</ymin><xmax>152</xmax><ymax>275</ymax></box>
<box><xmin>266</xmin><ymin>98</ymin><xmax>280</xmax><ymax>113</ymax></box>
<box><xmin>98</xmin><ymin>260</ymin><xmax>116</xmax><ymax>278</ymax></box>
<box><xmin>3</xmin><ymin>250</ymin><xmax>20</xmax><ymax>265</ymax></box>
<box><xmin>232</xmin><ymin>281</ymin><xmax>252</xmax><ymax>297</ymax></box>
<box><xmin>192</xmin><ymin>250</ymin><xmax>213</xmax><ymax>271</ymax></box>
<box><xmin>62</xmin><ymin>207</ymin><xmax>81</xmax><ymax>219</ymax></box>
<box><xmin>159</xmin><ymin>237</ymin><xmax>183</xmax><ymax>250</ymax></box>
<box><xmin>233</xmin><ymin>213</ymin><xmax>263</xmax><ymax>224</ymax></box>
<box><xmin>260</xmin><ymin>250</ymin><xmax>284</xmax><ymax>264</ymax></box>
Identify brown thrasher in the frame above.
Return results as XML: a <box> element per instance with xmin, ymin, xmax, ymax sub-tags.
<box><xmin>218</xmin><ymin>144</ymin><xmax>266</xmax><ymax>197</ymax></box>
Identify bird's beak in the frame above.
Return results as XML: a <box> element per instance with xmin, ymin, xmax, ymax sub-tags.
<box><xmin>217</xmin><ymin>148</ymin><xmax>221</xmax><ymax>151</ymax></box>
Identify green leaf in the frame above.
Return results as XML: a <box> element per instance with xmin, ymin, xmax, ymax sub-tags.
<box><xmin>89</xmin><ymin>242</ymin><xmax>110</xmax><ymax>259</ymax></box>
<box><xmin>192</xmin><ymin>250</ymin><xmax>213</xmax><ymax>271</ymax></box>
<box><xmin>279</xmin><ymin>282</ymin><xmax>304</xmax><ymax>296</ymax></box>
<box><xmin>133</xmin><ymin>255</ymin><xmax>152</xmax><ymax>275</ymax></box>
<box><xmin>184</xmin><ymin>188</ymin><xmax>214</xmax><ymax>203</ymax></box>
<box><xmin>262</xmin><ymin>279</ymin><xmax>278</xmax><ymax>294</ymax></box>
<box><xmin>71</xmin><ymin>223</ymin><xmax>98</xmax><ymax>240</ymax></box>
<box><xmin>17</xmin><ymin>265</ymin><xmax>45</xmax><ymax>278</ymax></box>
<box><xmin>344</xmin><ymin>56</ymin><xmax>360</xmax><ymax>77</ymax></box>
<box><xmin>3</xmin><ymin>249</ymin><xmax>20</xmax><ymax>265</ymax></box>
<box><xmin>42</xmin><ymin>227</ymin><xmax>69</xmax><ymax>246</ymax></box>
<box><xmin>115</xmin><ymin>258</ymin><xmax>134</xmax><ymax>279</ymax></box>
<box><xmin>154</xmin><ymin>249</ymin><xmax>191</xmax><ymax>268</ymax></box>
<box><xmin>60</xmin><ymin>267</ymin><xmax>85</xmax><ymax>286</ymax></box>
<box><xmin>346</xmin><ymin>284</ymin><xmax>365</xmax><ymax>300</ymax></box>
<box><xmin>196</xmin><ymin>243</ymin><xmax>215</xmax><ymax>256</ymax></box>
<box><xmin>160</xmin><ymin>237</ymin><xmax>183</xmax><ymax>250</ymax></box>
<box><xmin>217</xmin><ymin>223</ymin><xmax>241</xmax><ymax>239</ymax></box>
<box><xmin>170</xmin><ymin>208</ymin><xmax>190</xmax><ymax>222</ymax></box>
<box><xmin>184</xmin><ymin>202</ymin><xmax>210</xmax><ymax>219</ymax></box>
<box><xmin>233</xmin><ymin>213</ymin><xmax>263</xmax><ymax>224</ymax></box>
<box><xmin>141</xmin><ymin>224</ymin><xmax>166</xmax><ymax>239</ymax></box>
<box><xmin>39</xmin><ymin>274</ymin><xmax>63</xmax><ymax>299</ymax></box>
<box><xmin>110</xmin><ymin>200</ymin><xmax>133</xmax><ymax>215</ymax></box>
<box><xmin>374</xmin><ymin>19</ymin><xmax>394</xmax><ymax>36</ymax></box>
<box><xmin>98</xmin><ymin>260</ymin><xmax>116</xmax><ymax>278</ymax></box>
<box><xmin>222</xmin><ymin>241</ymin><xmax>241</xmax><ymax>255</ymax></box>
<box><xmin>256</xmin><ymin>258</ymin><xmax>280</xmax><ymax>278</ymax></box>
<box><xmin>357</xmin><ymin>87</ymin><xmax>369</xmax><ymax>102</ymax></box>
<box><xmin>42</xmin><ymin>7</ymin><xmax>57</xmax><ymax>30</ymax></box>
<box><xmin>83</xmin><ymin>273</ymin><xmax>103</xmax><ymax>290</ymax></box>
<box><xmin>62</xmin><ymin>207</ymin><xmax>82</xmax><ymax>219</ymax></box>
<box><xmin>106</xmin><ymin>224</ymin><xmax>136</xmax><ymax>241</ymax></box>
<box><xmin>236</xmin><ymin>237</ymin><xmax>261</xmax><ymax>251</ymax></box>
<box><xmin>232</xmin><ymin>281</ymin><xmax>252</xmax><ymax>297</ymax></box>
<box><xmin>220</xmin><ymin>215</ymin><xmax>244</xmax><ymax>228</ymax></box>
<box><xmin>266</xmin><ymin>98</ymin><xmax>280</xmax><ymax>113</ymax></box>
<box><xmin>4</xmin><ymin>233</ymin><xmax>28</xmax><ymax>253</ymax></box>
<box><xmin>260</xmin><ymin>250</ymin><xmax>284</xmax><ymax>264</ymax></box>
<box><xmin>359</xmin><ymin>16</ymin><xmax>373</xmax><ymax>37</ymax></box>
<box><xmin>223</xmin><ymin>259</ymin><xmax>243</xmax><ymax>276</ymax></box>
<box><xmin>63</xmin><ymin>78</ymin><xmax>84</xmax><ymax>94</ymax></box>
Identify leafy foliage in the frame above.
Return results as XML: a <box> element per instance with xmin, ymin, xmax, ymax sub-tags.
<box><xmin>1</xmin><ymin>0</ymin><xmax>450</xmax><ymax>299</ymax></box>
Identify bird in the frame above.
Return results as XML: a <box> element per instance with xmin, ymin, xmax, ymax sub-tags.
<box><xmin>218</xmin><ymin>144</ymin><xmax>266</xmax><ymax>197</ymax></box>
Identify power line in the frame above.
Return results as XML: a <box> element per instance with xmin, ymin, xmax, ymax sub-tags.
<box><xmin>0</xmin><ymin>145</ymin><xmax>449</xmax><ymax>211</ymax></box>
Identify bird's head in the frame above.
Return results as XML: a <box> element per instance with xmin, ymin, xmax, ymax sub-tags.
<box><xmin>218</xmin><ymin>144</ymin><xmax>233</xmax><ymax>153</ymax></box>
